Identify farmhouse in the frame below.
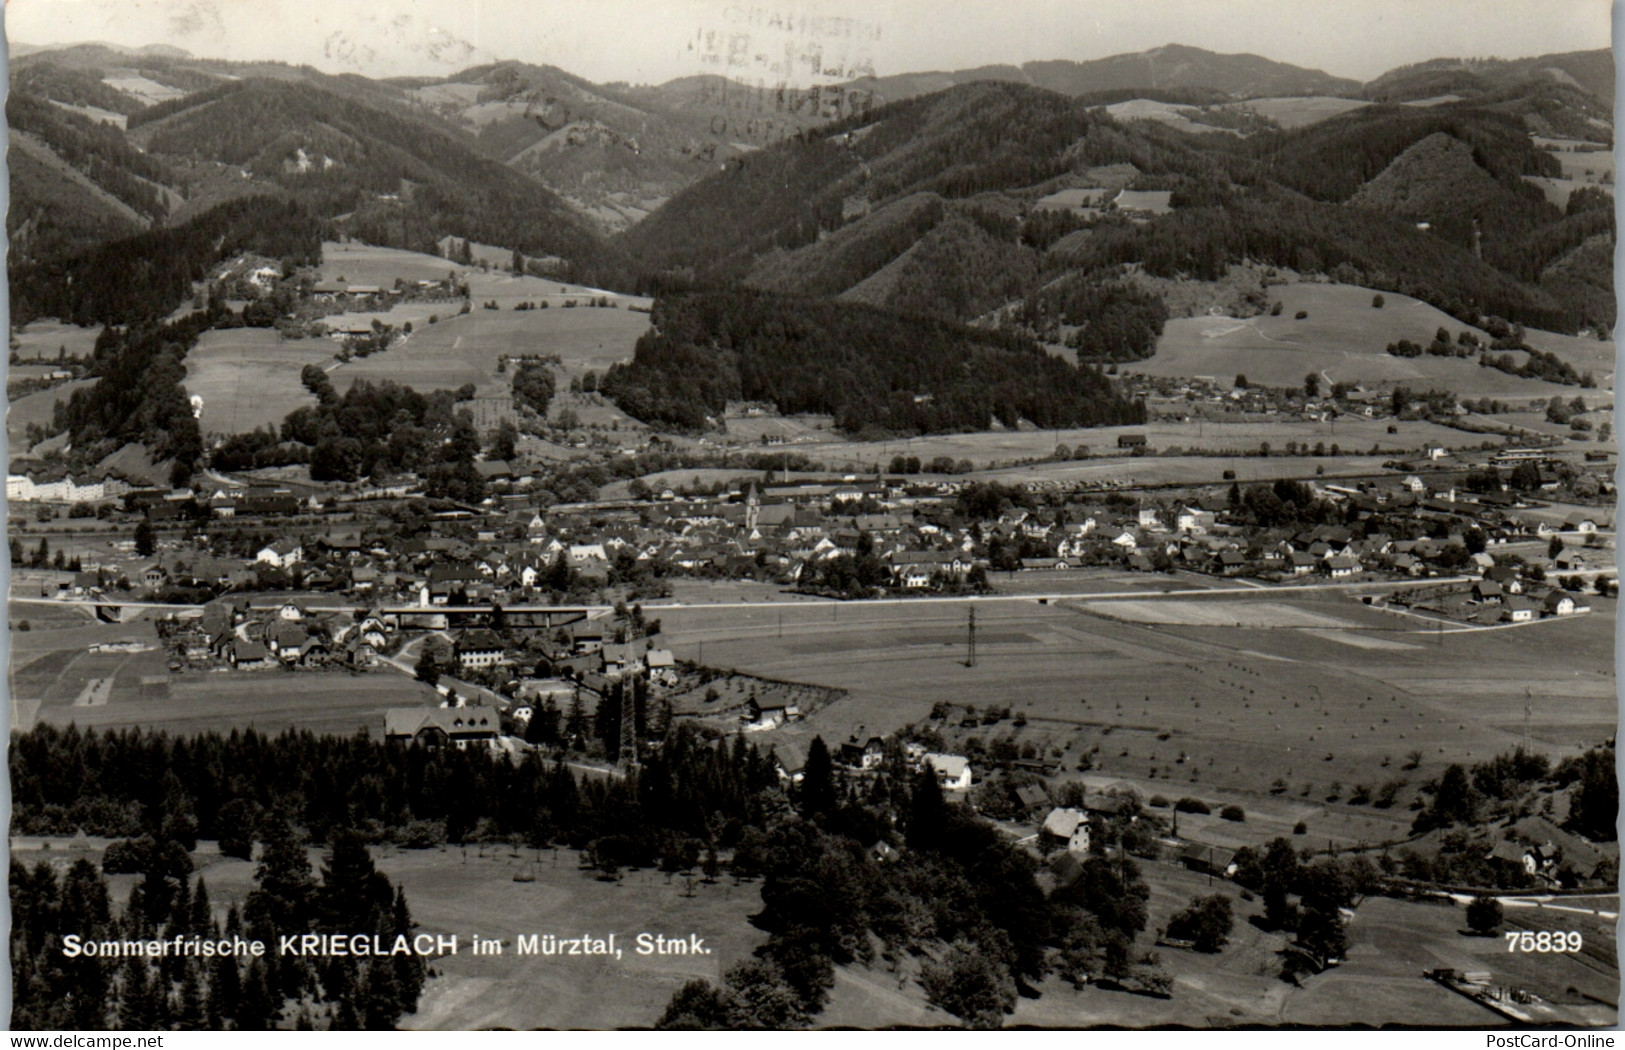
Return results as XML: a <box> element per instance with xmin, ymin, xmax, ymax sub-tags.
<box><xmin>924</xmin><ymin>752</ymin><xmax>973</xmax><ymax>792</ymax></box>
<box><xmin>1500</xmin><ymin>597</ymin><xmax>1538</xmax><ymax>624</ymax></box>
<box><xmin>257</xmin><ymin>539</ymin><xmax>304</xmax><ymax>568</ymax></box>
<box><xmin>838</xmin><ymin>736</ymin><xmax>887</xmax><ymax>770</ymax></box>
<box><xmin>748</xmin><ymin>697</ymin><xmax>800</xmax><ymax>727</ymax></box>
<box><xmin>1325</xmin><ymin>555</ymin><xmax>1361</xmax><ymax>579</ymax></box>
<box><xmin>384</xmin><ymin>707</ymin><xmax>500</xmax><ymax>751</ymax></box>
<box><xmin>1179</xmin><ymin>842</ymin><xmax>1239</xmax><ymax>878</ymax></box>
<box><xmin>1542</xmin><ymin>592</ymin><xmax>1579</xmax><ymax>617</ymax></box>
<box><xmin>773</xmin><ymin>743</ymin><xmax>808</xmax><ymax>782</ymax></box>
<box><xmin>1040</xmin><ymin>807</ymin><xmax>1092</xmax><ymax>855</ymax></box>
<box><xmin>228</xmin><ymin>640</ymin><xmax>273</xmax><ymax>670</ymax></box>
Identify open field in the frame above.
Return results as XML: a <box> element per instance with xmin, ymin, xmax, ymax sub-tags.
<box><xmin>720</xmin><ymin>413</ymin><xmax>837</xmax><ymax>444</ymax></box>
<box><xmin>7</xmin><ymin>378</ymin><xmax>96</xmax><ymax>450</ymax></box>
<box><xmin>333</xmin><ymin>305</ymin><xmax>649</xmax><ymax>398</ymax></box>
<box><xmin>1544</xmin><ymin>146</ymin><xmax>1615</xmax><ymax>184</ymax></box>
<box><xmin>1225</xmin><ymin>96</ymin><xmax>1370</xmax><ymax>129</ymax></box>
<box><xmin>323</xmin><ymin>301</ymin><xmax>453</xmax><ymax>333</ymax></box>
<box><xmin>7</xmin><ymin>365</ymin><xmax>72</xmax><ymax>385</ymax></box>
<box><xmin>11</xmin><ymin>319</ymin><xmax>102</xmax><ymax>361</ymax></box>
<box><xmin>1523</xmin><ymin>176</ymin><xmax>1598</xmax><ymax>210</ymax></box>
<box><xmin>1104</xmin><ymin>99</ymin><xmax>1236</xmax><ymax>139</ymax></box>
<box><xmin>655</xmin><ymin>588</ymin><xmax>1616</xmax><ymax>823</ymax></box>
<box><xmin>1138</xmin><ymin>282</ymin><xmax>1610</xmax><ymax>396</ymax></box>
<box><xmin>462</xmin><ymin>269</ymin><xmax>652</xmax><ymax>311</ymax></box>
<box><xmin>1081</xmin><ymin>599</ymin><xmax>1357</xmax><ymax>628</ymax></box>
<box><xmin>748</xmin><ymin>412</ymin><xmax>1484</xmax><ymax>472</ymax></box>
<box><xmin>318</xmin><ymin>240</ymin><xmax>468</xmax><ymax>286</ymax></box>
<box><xmin>184</xmin><ymin>329</ymin><xmax>333</xmax><ymax>434</ymax></box>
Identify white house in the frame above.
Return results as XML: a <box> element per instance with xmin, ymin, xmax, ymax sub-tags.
<box><xmin>257</xmin><ymin>539</ymin><xmax>304</xmax><ymax>568</ymax></box>
<box><xmin>1041</xmin><ymin>807</ymin><xmax>1091</xmax><ymax>855</ymax></box>
<box><xmin>924</xmin><ymin>752</ymin><xmax>973</xmax><ymax>792</ymax></box>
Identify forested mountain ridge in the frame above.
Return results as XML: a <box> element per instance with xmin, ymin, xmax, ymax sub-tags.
<box><xmin>616</xmin><ymin>76</ymin><xmax>1612</xmax><ymax>336</ymax></box>
<box><xmin>847</xmin><ymin>43</ymin><xmax>1363</xmax><ymax>106</ymax></box>
<box><xmin>124</xmin><ymin>77</ymin><xmax>611</xmax><ymax>268</ymax></box>
<box><xmin>5</xmin><ymin>39</ymin><xmax>1612</xmax><ymax>457</ymax></box>
<box><xmin>388</xmin><ymin>62</ymin><xmax>815</xmax><ymax>230</ymax></box>
<box><xmin>6</xmin><ymin>50</ymin><xmax>616</xmax><ymax>281</ymax></box>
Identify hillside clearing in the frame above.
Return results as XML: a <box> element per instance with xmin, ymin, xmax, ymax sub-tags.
<box><xmin>185</xmin><ymin>329</ymin><xmax>332</xmax><ymax>435</ymax></box>
<box><xmin>1138</xmin><ymin>282</ymin><xmax>1610</xmax><ymax>395</ymax></box>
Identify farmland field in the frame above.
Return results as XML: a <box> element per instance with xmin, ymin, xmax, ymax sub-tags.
<box><xmin>765</xmin><ymin>413</ymin><xmax>1483</xmax><ymax>470</ymax></box>
<box><xmin>1541</xmin><ymin>143</ymin><xmax>1616</xmax><ymax>184</ymax></box>
<box><xmin>1080</xmin><ymin>599</ymin><xmax>1358</xmax><ymax>628</ymax></box>
<box><xmin>318</xmin><ymin>240</ymin><xmax>468</xmax><ymax>286</ymax></box>
<box><xmin>653</xmin><ymin>587</ymin><xmax>1616</xmax><ymax>819</ymax></box>
<box><xmin>1138</xmin><ymin>282</ymin><xmax>1611</xmax><ymax>395</ymax></box>
<box><xmin>1224</xmin><ymin>96</ymin><xmax>1370</xmax><ymax>129</ymax></box>
<box><xmin>1104</xmin><ymin>99</ymin><xmax>1235</xmax><ymax>139</ymax></box>
<box><xmin>461</xmin><ymin>269</ymin><xmax>651</xmax><ymax>311</ymax></box>
<box><xmin>10</xmin><ymin>319</ymin><xmax>101</xmax><ymax>361</ymax></box>
<box><xmin>333</xmin><ymin>304</ymin><xmax>649</xmax><ymax>397</ymax></box>
<box><xmin>184</xmin><ymin>329</ymin><xmax>332</xmax><ymax>434</ymax></box>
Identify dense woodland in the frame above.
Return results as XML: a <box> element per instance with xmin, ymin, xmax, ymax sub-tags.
<box><xmin>601</xmin><ymin>289</ymin><xmax>1146</xmax><ymax>435</ymax></box>
<box><xmin>7</xmin><ymin>94</ymin><xmax>173</xmax><ymax>213</ymax></box>
<box><xmin>11</xmin><ymin>195</ymin><xmax>324</xmax><ymax>326</ymax></box>
<box><xmin>12</xmin><ymin>826</ymin><xmax>424</xmax><ymax>1030</ymax></box>
<box><xmin>282</xmin><ymin>370</ymin><xmax>486</xmax><ymax>501</ymax></box>
<box><xmin>53</xmin><ymin>308</ymin><xmax>221</xmax><ymax>485</ymax></box>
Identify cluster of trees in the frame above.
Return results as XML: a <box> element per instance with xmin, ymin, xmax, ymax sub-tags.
<box><xmin>54</xmin><ymin>309</ymin><xmax>223</xmax><ymax>485</ymax></box>
<box><xmin>280</xmin><ymin>375</ymin><xmax>485</xmax><ymax>499</ymax></box>
<box><xmin>1544</xmin><ymin>395</ymin><xmax>1594</xmax><ymax>425</ymax></box>
<box><xmin>602</xmin><ymin>290</ymin><xmax>1145</xmax><ymax>435</ymax></box>
<box><xmin>10</xmin><ymin>536</ymin><xmax>84</xmax><ymax>572</ymax></box>
<box><xmin>337</xmin><ymin>321</ymin><xmax>398</xmax><ymax>361</ymax></box>
<box><xmin>1385</xmin><ymin>326</ymin><xmax>1479</xmax><ymax>359</ymax></box>
<box><xmin>1481</xmin><ymin>347</ymin><xmax>1587</xmax><ymax>387</ymax></box>
<box><xmin>1229</xmin><ymin>839</ymin><xmax>1351</xmax><ymax>972</ymax></box>
<box><xmin>1411</xmin><ymin>745</ymin><xmax>1616</xmax><ymax>846</ymax></box>
<box><xmin>12</xmin><ymin>817</ymin><xmax>424</xmax><ymax>1030</ymax></box>
<box><xmin>1015</xmin><ymin>278</ymin><xmax>1170</xmax><ymax>361</ymax></box>
<box><xmin>1163</xmin><ymin>894</ymin><xmax>1234</xmax><ymax>952</ymax></box>
<box><xmin>511</xmin><ymin>359</ymin><xmax>557</xmax><ymax>417</ymax></box>
<box><xmin>660</xmin><ymin>751</ymin><xmax>1170</xmax><ymax>1029</ymax></box>
<box><xmin>17</xmin><ymin>714</ymin><xmax>1216</xmax><ymax>1031</ymax></box>
<box><xmin>1225</xmin><ymin>479</ymin><xmax>1341</xmax><ymax>529</ymax></box>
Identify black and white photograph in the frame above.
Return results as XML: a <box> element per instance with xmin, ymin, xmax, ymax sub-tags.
<box><xmin>2</xmin><ymin>0</ymin><xmax>1617</xmax><ymax>1032</ymax></box>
